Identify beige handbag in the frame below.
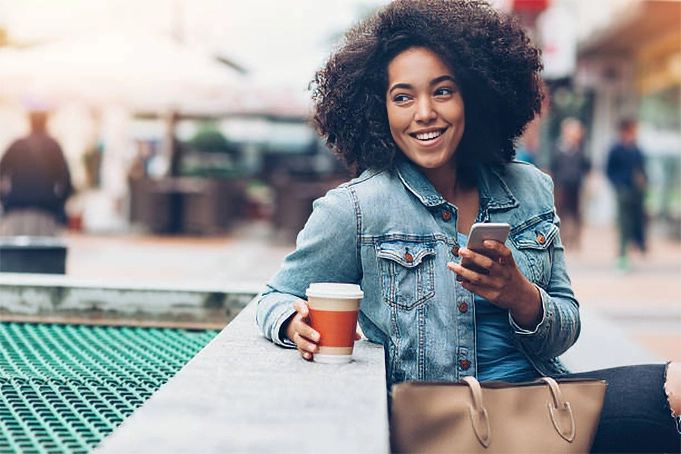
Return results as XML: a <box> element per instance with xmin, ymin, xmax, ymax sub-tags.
<box><xmin>390</xmin><ymin>376</ymin><xmax>607</xmax><ymax>453</ymax></box>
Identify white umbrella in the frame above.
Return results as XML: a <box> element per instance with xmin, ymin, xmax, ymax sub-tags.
<box><xmin>0</xmin><ymin>32</ymin><xmax>245</xmax><ymax>113</ymax></box>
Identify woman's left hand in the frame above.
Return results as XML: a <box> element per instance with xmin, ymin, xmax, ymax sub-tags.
<box><xmin>447</xmin><ymin>239</ymin><xmax>542</xmax><ymax>329</ymax></box>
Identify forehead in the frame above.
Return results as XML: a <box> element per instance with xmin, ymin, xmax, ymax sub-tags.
<box><xmin>387</xmin><ymin>47</ymin><xmax>453</xmax><ymax>82</ymax></box>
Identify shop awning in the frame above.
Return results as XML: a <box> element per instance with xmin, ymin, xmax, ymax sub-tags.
<box><xmin>579</xmin><ymin>0</ymin><xmax>681</xmax><ymax>57</ymax></box>
<box><xmin>512</xmin><ymin>0</ymin><xmax>549</xmax><ymax>13</ymax></box>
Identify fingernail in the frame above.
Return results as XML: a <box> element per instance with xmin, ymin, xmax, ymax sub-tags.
<box><xmin>311</xmin><ymin>331</ymin><xmax>320</xmax><ymax>342</ymax></box>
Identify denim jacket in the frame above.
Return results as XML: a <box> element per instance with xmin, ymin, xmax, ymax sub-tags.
<box><xmin>257</xmin><ymin>158</ymin><xmax>579</xmax><ymax>386</ymax></box>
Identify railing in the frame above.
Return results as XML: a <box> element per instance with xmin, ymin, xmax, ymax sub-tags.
<box><xmin>0</xmin><ymin>272</ymin><xmax>255</xmax><ymax>329</ymax></box>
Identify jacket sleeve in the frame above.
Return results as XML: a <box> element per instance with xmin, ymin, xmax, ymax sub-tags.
<box><xmin>605</xmin><ymin>145</ymin><xmax>617</xmax><ymax>184</ymax></box>
<box><xmin>0</xmin><ymin>141</ymin><xmax>20</xmax><ymax>204</ymax></box>
<box><xmin>0</xmin><ymin>141</ymin><xmax>20</xmax><ymax>176</ymax></box>
<box><xmin>509</xmin><ymin>172</ymin><xmax>581</xmax><ymax>360</ymax></box>
<box><xmin>509</xmin><ymin>249</ymin><xmax>581</xmax><ymax>360</ymax></box>
<box><xmin>256</xmin><ymin>186</ymin><xmax>361</xmax><ymax>347</ymax></box>
<box><xmin>48</xmin><ymin>140</ymin><xmax>74</xmax><ymax>200</ymax></box>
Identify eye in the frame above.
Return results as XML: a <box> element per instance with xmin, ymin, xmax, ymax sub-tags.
<box><xmin>434</xmin><ymin>87</ymin><xmax>454</xmax><ymax>97</ymax></box>
<box><xmin>392</xmin><ymin>94</ymin><xmax>411</xmax><ymax>103</ymax></box>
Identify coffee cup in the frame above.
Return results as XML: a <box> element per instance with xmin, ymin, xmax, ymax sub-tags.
<box><xmin>305</xmin><ymin>282</ymin><xmax>364</xmax><ymax>364</ymax></box>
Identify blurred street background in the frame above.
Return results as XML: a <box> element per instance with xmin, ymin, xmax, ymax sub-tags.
<box><xmin>59</xmin><ymin>220</ymin><xmax>681</xmax><ymax>362</ymax></box>
<box><xmin>1</xmin><ymin>0</ymin><xmax>680</xmax><ymax>359</ymax></box>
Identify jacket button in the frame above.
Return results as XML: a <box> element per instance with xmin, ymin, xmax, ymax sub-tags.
<box><xmin>537</xmin><ymin>234</ymin><xmax>546</xmax><ymax>244</ymax></box>
<box><xmin>459</xmin><ymin>359</ymin><xmax>471</xmax><ymax>370</ymax></box>
<box><xmin>451</xmin><ymin>246</ymin><xmax>459</xmax><ymax>256</ymax></box>
<box><xmin>442</xmin><ymin>210</ymin><xmax>452</xmax><ymax>221</ymax></box>
<box><xmin>458</xmin><ymin>302</ymin><xmax>468</xmax><ymax>313</ymax></box>
<box><xmin>404</xmin><ymin>252</ymin><xmax>414</xmax><ymax>263</ymax></box>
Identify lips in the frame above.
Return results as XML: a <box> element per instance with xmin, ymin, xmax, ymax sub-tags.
<box><xmin>411</xmin><ymin>128</ymin><xmax>446</xmax><ymax>141</ymax></box>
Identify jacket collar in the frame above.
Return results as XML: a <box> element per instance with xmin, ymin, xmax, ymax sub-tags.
<box><xmin>395</xmin><ymin>156</ymin><xmax>448</xmax><ymax>207</ymax></box>
<box><xmin>395</xmin><ymin>156</ymin><xmax>518</xmax><ymax>212</ymax></box>
<box><xmin>477</xmin><ymin>165</ymin><xmax>519</xmax><ymax>212</ymax></box>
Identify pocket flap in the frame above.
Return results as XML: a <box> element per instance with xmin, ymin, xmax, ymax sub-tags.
<box><xmin>511</xmin><ymin>219</ymin><xmax>559</xmax><ymax>251</ymax></box>
<box><xmin>377</xmin><ymin>241</ymin><xmax>435</xmax><ymax>268</ymax></box>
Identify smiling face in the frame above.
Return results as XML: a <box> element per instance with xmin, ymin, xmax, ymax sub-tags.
<box><xmin>386</xmin><ymin>47</ymin><xmax>465</xmax><ymax>176</ymax></box>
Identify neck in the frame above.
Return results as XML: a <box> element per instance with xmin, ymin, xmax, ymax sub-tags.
<box><xmin>420</xmin><ymin>163</ymin><xmax>479</xmax><ymax>232</ymax></box>
<box><xmin>421</xmin><ymin>164</ymin><xmax>459</xmax><ymax>202</ymax></box>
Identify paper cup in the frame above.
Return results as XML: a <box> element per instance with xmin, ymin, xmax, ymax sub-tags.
<box><xmin>306</xmin><ymin>283</ymin><xmax>364</xmax><ymax>364</ymax></box>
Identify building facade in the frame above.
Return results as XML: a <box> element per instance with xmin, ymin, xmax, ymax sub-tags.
<box><xmin>575</xmin><ymin>0</ymin><xmax>680</xmax><ymax>233</ymax></box>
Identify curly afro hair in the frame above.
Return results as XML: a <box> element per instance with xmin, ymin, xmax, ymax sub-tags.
<box><xmin>311</xmin><ymin>0</ymin><xmax>544</xmax><ymax>186</ymax></box>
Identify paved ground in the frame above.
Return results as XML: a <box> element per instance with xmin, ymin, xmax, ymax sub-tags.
<box><xmin>61</xmin><ymin>220</ymin><xmax>681</xmax><ymax>362</ymax></box>
<box><xmin>563</xmin><ymin>223</ymin><xmax>681</xmax><ymax>362</ymax></box>
<box><xmin>64</xmin><ymin>221</ymin><xmax>291</xmax><ymax>290</ymax></box>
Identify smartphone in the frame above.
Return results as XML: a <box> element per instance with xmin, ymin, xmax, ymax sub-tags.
<box><xmin>457</xmin><ymin>222</ymin><xmax>511</xmax><ymax>280</ymax></box>
<box><xmin>465</xmin><ymin>222</ymin><xmax>511</xmax><ymax>252</ymax></box>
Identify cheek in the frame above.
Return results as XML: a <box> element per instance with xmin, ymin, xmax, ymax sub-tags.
<box><xmin>386</xmin><ymin>108</ymin><xmax>406</xmax><ymax>138</ymax></box>
<box><xmin>443</xmin><ymin>93</ymin><xmax>465</xmax><ymax>125</ymax></box>
<box><xmin>450</xmin><ymin>100</ymin><xmax>465</xmax><ymax>126</ymax></box>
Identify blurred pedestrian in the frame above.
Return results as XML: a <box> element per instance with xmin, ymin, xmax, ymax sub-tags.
<box><xmin>549</xmin><ymin>117</ymin><xmax>591</xmax><ymax>250</ymax></box>
<box><xmin>605</xmin><ymin>118</ymin><xmax>647</xmax><ymax>272</ymax></box>
<box><xmin>0</xmin><ymin>110</ymin><xmax>73</xmax><ymax>236</ymax></box>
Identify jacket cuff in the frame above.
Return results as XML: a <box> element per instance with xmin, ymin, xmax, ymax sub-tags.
<box><xmin>271</xmin><ymin>304</ymin><xmax>298</xmax><ymax>348</ymax></box>
<box><xmin>509</xmin><ymin>284</ymin><xmax>548</xmax><ymax>335</ymax></box>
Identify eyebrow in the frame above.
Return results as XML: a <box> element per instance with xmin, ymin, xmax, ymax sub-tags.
<box><xmin>388</xmin><ymin>75</ymin><xmax>457</xmax><ymax>95</ymax></box>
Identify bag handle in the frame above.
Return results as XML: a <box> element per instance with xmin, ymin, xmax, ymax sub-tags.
<box><xmin>540</xmin><ymin>377</ymin><xmax>576</xmax><ymax>442</ymax></box>
<box><xmin>461</xmin><ymin>376</ymin><xmax>491</xmax><ymax>448</ymax></box>
<box><xmin>460</xmin><ymin>376</ymin><xmax>577</xmax><ymax>447</ymax></box>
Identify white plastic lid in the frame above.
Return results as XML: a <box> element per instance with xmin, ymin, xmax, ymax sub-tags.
<box><xmin>305</xmin><ymin>282</ymin><xmax>364</xmax><ymax>299</ymax></box>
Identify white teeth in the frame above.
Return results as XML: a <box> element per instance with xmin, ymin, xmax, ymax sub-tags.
<box><xmin>415</xmin><ymin>130</ymin><xmax>443</xmax><ymax>140</ymax></box>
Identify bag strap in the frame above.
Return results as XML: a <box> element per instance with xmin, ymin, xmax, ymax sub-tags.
<box><xmin>461</xmin><ymin>376</ymin><xmax>491</xmax><ymax>448</ymax></box>
<box><xmin>461</xmin><ymin>376</ymin><xmax>577</xmax><ymax>447</ymax></box>
<box><xmin>539</xmin><ymin>377</ymin><xmax>576</xmax><ymax>442</ymax></box>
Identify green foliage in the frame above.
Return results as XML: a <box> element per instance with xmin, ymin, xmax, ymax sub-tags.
<box><xmin>188</xmin><ymin>125</ymin><xmax>236</xmax><ymax>155</ymax></box>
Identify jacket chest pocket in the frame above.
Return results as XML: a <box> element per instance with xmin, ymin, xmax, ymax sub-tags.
<box><xmin>376</xmin><ymin>241</ymin><xmax>435</xmax><ymax>310</ymax></box>
<box><xmin>509</xmin><ymin>218</ymin><xmax>559</xmax><ymax>287</ymax></box>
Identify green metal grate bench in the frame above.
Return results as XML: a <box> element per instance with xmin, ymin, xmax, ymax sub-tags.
<box><xmin>0</xmin><ymin>322</ymin><xmax>218</xmax><ymax>454</ymax></box>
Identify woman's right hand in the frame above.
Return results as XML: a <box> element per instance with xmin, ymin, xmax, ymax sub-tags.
<box><xmin>285</xmin><ymin>299</ymin><xmax>320</xmax><ymax>360</ymax></box>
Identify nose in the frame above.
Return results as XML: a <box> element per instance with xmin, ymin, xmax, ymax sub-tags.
<box><xmin>415</xmin><ymin>96</ymin><xmax>436</xmax><ymax>123</ymax></box>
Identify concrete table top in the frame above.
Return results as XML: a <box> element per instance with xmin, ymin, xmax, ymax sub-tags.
<box><xmin>94</xmin><ymin>300</ymin><xmax>390</xmax><ymax>454</ymax></box>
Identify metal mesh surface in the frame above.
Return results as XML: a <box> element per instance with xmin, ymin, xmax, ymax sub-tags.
<box><xmin>0</xmin><ymin>322</ymin><xmax>218</xmax><ymax>454</ymax></box>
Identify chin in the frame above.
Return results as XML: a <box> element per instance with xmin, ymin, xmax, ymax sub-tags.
<box><xmin>417</xmin><ymin>160</ymin><xmax>448</xmax><ymax>170</ymax></box>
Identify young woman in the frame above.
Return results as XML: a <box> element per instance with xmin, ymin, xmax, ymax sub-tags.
<box><xmin>256</xmin><ymin>1</ymin><xmax>680</xmax><ymax>451</ymax></box>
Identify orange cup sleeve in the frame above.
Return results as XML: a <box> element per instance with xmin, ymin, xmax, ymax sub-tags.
<box><xmin>308</xmin><ymin>309</ymin><xmax>358</xmax><ymax>348</ymax></box>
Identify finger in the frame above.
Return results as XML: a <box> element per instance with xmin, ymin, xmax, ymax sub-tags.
<box><xmin>483</xmin><ymin>239</ymin><xmax>511</xmax><ymax>253</ymax></box>
<box><xmin>292</xmin><ymin>299</ymin><xmax>309</xmax><ymax>317</ymax></box>
<box><xmin>292</xmin><ymin>315</ymin><xmax>320</xmax><ymax>345</ymax></box>
<box><xmin>448</xmin><ymin>261</ymin><xmax>480</xmax><ymax>283</ymax></box>
<box><xmin>354</xmin><ymin>331</ymin><xmax>362</xmax><ymax>341</ymax></box>
<box><xmin>481</xmin><ymin>240</ymin><xmax>514</xmax><ymax>266</ymax></box>
<box><xmin>459</xmin><ymin>248</ymin><xmax>495</xmax><ymax>271</ymax></box>
<box><xmin>299</xmin><ymin>348</ymin><xmax>313</xmax><ymax>361</ymax></box>
<box><xmin>293</xmin><ymin>330</ymin><xmax>319</xmax><ymax>354</ymax></box>
<box><xmin>483</xmin><ymin>241</ymin><xmax>517</xmax><ymax>266</ymax></box>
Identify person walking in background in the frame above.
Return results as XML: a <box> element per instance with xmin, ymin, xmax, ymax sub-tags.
<box><xmin>606</xmin><ymin>118</ymin><xmax>647</xmax><ymax>272</ymax></box>
<box><xmin>549</xmin><ymin>117</ymin><xmax>591</xmax><ymax>250</ymax></box>
<box><xmin>0</xmin><ymin>109</ymin><xmax>73</xmax><ymax>236</ymax></box>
